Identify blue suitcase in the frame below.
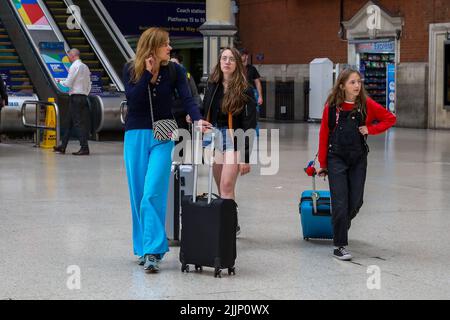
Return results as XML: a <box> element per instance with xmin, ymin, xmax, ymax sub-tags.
<box><xmin>299</xmin><ymin>189</ymin><xmax>333</xmax><ymax>240</ymax></box>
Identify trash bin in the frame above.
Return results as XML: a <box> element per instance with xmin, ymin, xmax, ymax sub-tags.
<box><xmin>275</xmin><ymin>81</ymin><xmax>294</xmax><ymax>121</ymax></box>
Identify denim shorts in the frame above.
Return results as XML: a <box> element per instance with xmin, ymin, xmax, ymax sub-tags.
<box><xmin>202</xmin><ymin>127</ymin><xmax>235</xmax><ymax>152</ymax></box>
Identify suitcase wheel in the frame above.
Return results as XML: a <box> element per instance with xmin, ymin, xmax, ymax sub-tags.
<box><xmin>181</xmin><ymin>264</ymin><xmax>190</xmax><ymax>273</ymax></box>
<box><xmin>304</xmin><ymin>237</ymin><xmax>310</xmax><ymax>241</ymax></box>
<box><xmin>195</xmin><ymin>265</ymin><xmax>203</xmax><ymax>272</ymax></box>
<box><xmin>228</xmin><ymin>267</ymin><xmax>235</xmax><ymax>276</ymax></box>
<box><xmin>214</xmin><ymin>268</ymin><xmax>222</xmax><ymax>278</ymax></box>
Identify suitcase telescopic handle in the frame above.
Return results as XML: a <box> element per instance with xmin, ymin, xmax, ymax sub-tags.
<box><xmin>207</xmin><ymin>128</ymin><xmax>215</xmax><ymax>204</ymax></box>
<box><xmin>192</xmin><ymin>125</ymin><xmax>200</xmax><ymax>203</ymax></box>
<box><xmin>192</xmin><ymin>124</ymin><xmax>216</xmax><ymax>204</ymax></box>
<box><xmin>311</xmin><ymin>175</ymin><xmax>319</xmax><ymax>214</ymax></box>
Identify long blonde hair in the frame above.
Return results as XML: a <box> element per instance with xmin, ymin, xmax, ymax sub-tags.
<box><xmin>326</xmin><ymin>68</ymin><xmax>367</xmax><ymax>118</ymax></box>
<box><xmin>130</xmin><ymin>27</ymin><xmax>169</xmax><ymax>83</ymax></box>
<box><xmin>209</xmin><ymin>47</ymin><xmax>249</xmax><ymax>115</ymax></box>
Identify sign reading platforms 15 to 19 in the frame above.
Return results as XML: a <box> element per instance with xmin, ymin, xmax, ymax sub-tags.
<box><xmin>100</xmin><ymin>0</ymin><xmax>206</xmax><ymax>37</ymax></box>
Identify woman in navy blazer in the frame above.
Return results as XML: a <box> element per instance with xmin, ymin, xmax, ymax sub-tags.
<box><xmin>123</xmin><ymin>27</ymin><xmax>210</xmax><ymax>273</ymax></box>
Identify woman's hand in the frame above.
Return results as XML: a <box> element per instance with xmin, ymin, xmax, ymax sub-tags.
<box><xmin>239</xmin><ymin>163</ymin><xmax>251</xmax><ymax>176</ymax></box>
<box><xmin>257</xmin><ymin>96</ymin><xmax>263</xmax><ymax>106</ymax></box>
<box><xmin>145</xmin><ymin>55</ymin><xmax>156</xmax><ymax>73</ymax></box>
<box><xmin>196</xmin><ymin>119</ymin><xmax>212</xmax><ymax>133</ymax></box>
<box><xmin>359</xmin><ymin>126</ymin><xmax>369</xmax><ymax>135</ymax></box>
<box><xmin>317</xmin><ymin>168</ymin><xmax>328</xmax><ymax>177</ymax></box>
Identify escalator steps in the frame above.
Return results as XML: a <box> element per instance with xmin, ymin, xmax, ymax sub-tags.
<box><xmin>46</xmin><ymin>1</ymin><xmax>66</xmax><ymax>7</ymax></box>
<box><xmin>0</xmin><ymin>56</ymin><xmax>20</xmax><ymax>60</ymax></box>
<box><xmin>11</xmin><ymin>77</ymin><xmax>30</xmax><ymax>82</ymax></box>
<box><xmin>44</xmin><ymin>0</ymin><xmax>114</xmax><ymax>93</ymax></box>
<box><xmin>67</xmin><ymin>37</ymin><xmax>87</xmax><ymax>44</ymax></box>
<box><xmin>0</xmin><ymin>63</ymin><xmax>22</xmax><ymax>67</ymax></box>
<box><xmin>11</xmin><ymin>85</ymin><xmax>33</xmax><ymax>90</ymax></box>
<box><xmin>0</xmin><ymin>17</ymin><xmax>35</xmax><ymax>94</ymax></box>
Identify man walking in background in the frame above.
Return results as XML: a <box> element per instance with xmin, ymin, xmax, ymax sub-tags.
<box><xmin>54</xmin><ymin>48</ymin><xmax>91</xmax><ymax>155</ymax></box>
<box><xmin>240</xmin><ymin>48</ymin><xmax>263</xmax><ymax>136</ymax></box>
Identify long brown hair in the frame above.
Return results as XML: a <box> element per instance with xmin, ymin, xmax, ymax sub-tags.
<box><xmin>209</xmin><ymin>47</ymin><xmax>249</xmax><ymax>115</ymax></box>
<box><xmin>130</xmin><ymin>27</ymin><xmax>169</xmax><ymax>83</ymax></box>
<box><xmin>326</xmin><ymin>68</ymin><xmax>367</xmax><ymax>118</ymax></box>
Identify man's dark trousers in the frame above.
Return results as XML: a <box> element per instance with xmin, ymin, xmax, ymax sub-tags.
<box><xmin>61</xmin><ymin>94</ymin><xmax>89</xmax><ymax>150</ymax></box>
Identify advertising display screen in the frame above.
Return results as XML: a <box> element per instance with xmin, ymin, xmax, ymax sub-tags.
<box><xmin>13</xmin><ymin>0</ymin><xmax>52</xmax><ymax>30</ymax></box>
<box><xmin>39</xmin><ymin>42</ymin><xmax>70</xmax><ymax>93</ymax></box>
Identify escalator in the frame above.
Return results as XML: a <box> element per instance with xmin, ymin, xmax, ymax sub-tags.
<box><xmin>45</xmin><ymin>0</ymin><xmax>114</xmax><ymax>92</ymax></box>
<box><xmin>0</xmin><ymin>0</ymin><xmax>127</xmax><ymax>138</ymax></box>
<box><xmin>0</xmin><ymin>18</ymin><xmax>35</xmax><ymax>95</ymax></box>
<box><xmin>0</xmin><ymin>16</ymin><xmax>38</xmax><ymax>133</ymax></box>
<box><xmin>43</xmin><ymin>0</ymin><xmax>128</xmax><ymax>135</ymax></box>
<box><xmin>57</xmin><ymin>0</ymin><xmax>134</xmax><ymax>80</ymax></box>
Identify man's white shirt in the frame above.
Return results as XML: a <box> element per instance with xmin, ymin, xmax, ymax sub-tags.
<box><xmin>61</xmin><ymin>59</ymin><xmax>92</xmax><ymax>95</ymax></box>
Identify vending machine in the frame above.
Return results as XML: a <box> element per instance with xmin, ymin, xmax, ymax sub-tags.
<box><xmin>356</xmin><ymin>41</ymin><xmax>396</xmax><ymax>112</ymax></box>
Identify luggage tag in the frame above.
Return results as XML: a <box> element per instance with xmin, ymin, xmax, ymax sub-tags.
<box><xmin>304</xmin><ymin>158</ymin><xmax>321</xmax><ymax>214</ymax></box>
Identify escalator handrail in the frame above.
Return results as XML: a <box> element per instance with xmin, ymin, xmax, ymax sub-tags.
<box><xmin>93</xmin><ymin>94</ymin><xmax>104</xmax><ymax>133</ymax></box>
<box><xmin>88</xmin><ymin>0</ymin><xmax>135</xmax><ymax>61</ymax></box>
<box><xmin>119</xmin><ymin>100</ymin><xmax>127</xmax><ymax>125</ymax></box>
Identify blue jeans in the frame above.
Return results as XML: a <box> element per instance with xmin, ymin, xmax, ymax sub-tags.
<box><xmin>202</xmin><ymin>127</ymin><xmax>235</xmax><ymax>152</ymax></box>
<box><xmin>124</xmin><ymin>129</ymin><xmax>174</xmax><ymax>258</ymax></box>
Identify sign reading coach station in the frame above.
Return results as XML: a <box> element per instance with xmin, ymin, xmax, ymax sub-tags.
<box><xmin>100</xmin><ymin>0</ymin><xmax>206</xmax><ymax>37</ymax></box>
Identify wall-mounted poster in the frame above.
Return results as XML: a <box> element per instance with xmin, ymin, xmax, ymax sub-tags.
<box><xmin>386</xmin><ymin>63</ymin><xmax>396</xmax><ymax>113</ymax></box>
<box><xmin>13</xmin><ymin>0</ymin><xmax>52</xmax><ymax>30</ymax></box>
<box><xmin>89</xmin><ymin>71</ymin><xmax>104</xmax><ymax>95</ymax></box>
<box><xmin>39</xmin><ymin>42</ymin><xmax>70</xmax><ymax>93</ymax></box>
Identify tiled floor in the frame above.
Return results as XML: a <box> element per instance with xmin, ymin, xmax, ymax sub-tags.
<box><xmin>1</xmin><ymin>122</ymin><xmax>449</xmax><ymax>299</ymax></box>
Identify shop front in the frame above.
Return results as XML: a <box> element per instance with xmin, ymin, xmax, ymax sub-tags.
<box><xmin>343</xmin><ymin>1</ymin><xmax>403</xmax><ymax>114</ymax></box>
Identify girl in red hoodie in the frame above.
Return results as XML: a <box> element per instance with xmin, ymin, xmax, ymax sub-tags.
<box><xmin>317</xmin><ymin>68</ymin><xmax>396</xmax><ymax>261</ymax></box>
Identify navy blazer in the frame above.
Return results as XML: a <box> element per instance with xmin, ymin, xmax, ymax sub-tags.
<box><xmin>123</xmin><ymin>62</ymin><xmax>202</xmax><ymax>131</ymax></box>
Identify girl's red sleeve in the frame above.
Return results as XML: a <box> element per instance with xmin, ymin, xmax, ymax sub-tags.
<box><xmin>318</xmin><ymin>105</ymin><xmax>330</xmax><ymax>168</ymax></box>
<box><xmin>366</xmin><ymin>97</ymin><xmax>396</xmax><ymax>135</ymax></box>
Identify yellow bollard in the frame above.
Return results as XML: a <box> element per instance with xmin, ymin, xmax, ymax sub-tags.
<box><xmin>41</xmin><ymin>98</ymin><xmax>57</xmax><ymax>149</ymax></box>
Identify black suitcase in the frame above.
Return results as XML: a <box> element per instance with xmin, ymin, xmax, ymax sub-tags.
<box><xmin>180</xmin><ymin>127</ymin><xmax>238</xmax><ymax>278</ymax></box>
<box><xmin>166</xmin><ymin>164</ymin><xmax>194</xmax><ymax>246</ymax></box>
